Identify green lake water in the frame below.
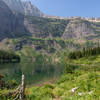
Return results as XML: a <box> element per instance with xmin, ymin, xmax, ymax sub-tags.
<box><xmin>0</xmin><ymin>62</ymin><xmax>63</xmax><ymax>85</ymax></box>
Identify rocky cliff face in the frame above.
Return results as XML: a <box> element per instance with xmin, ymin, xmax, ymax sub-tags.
<box><xmin>1</xmin><ymin>0</ymin><xmax>100</xmax><ymax>41</ymax></box>
<box><xmin>0</xmin><ymin>0</ymin><xmax>29</xmax><ymax>40</ymax></box>
<box><xmin>0</xmin><ymin>0</ymin><xmax>15</xmax><ymax>39</ymax></box>
<box><xmin>24</xmin><ymin>17</ymin><xmax>44</xmax><ymax>37</ymax></box>
<box><xmin>23</xmin><ymin>1</ymin><xmax>44</xmax><ymax>17</ymax></box>
<box><xmin>2</xmin><ymin>0</ymin><xmax>23</xmax><ymax>13</ymax></box>
<box><xmin>63</xmin><ymin>19</ymin><xmax>95</xmax><ymax>39</ymax></box>
<box><xmin>3</xmin><ymin>0</ymin><xmax>44</xmax><ymax>17</ymax></box>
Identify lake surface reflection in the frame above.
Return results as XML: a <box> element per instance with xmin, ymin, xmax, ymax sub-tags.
<box><xmin>0</xmin><ymin>62</ymin><xmax>63</xmax><ymax>85</ymax></box>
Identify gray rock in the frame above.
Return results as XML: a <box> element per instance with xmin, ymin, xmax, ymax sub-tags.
<box><xmin>0</xmin><ymin>0</ymin><xmax>29</xmax><ymax>40</ymax></box>
<box><xmin>0</xmin><ymin>0</ymin><xmax>14</xmax><ymax>39</ymax></box>
<box><xmin>2</xmin><ymin>0</ymin><xmax>44</xmax><ymax>17</ymax></box>
<box><xmin>63</xmin><ymin>19</ymin><xmax>95</xmax><ymax>39</ymax></box>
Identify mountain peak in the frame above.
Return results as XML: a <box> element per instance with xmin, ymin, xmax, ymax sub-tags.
<box><xmin>2</xmin><ymin>0</ymin><xmax>44</xmax><ymax>17</ymax></box>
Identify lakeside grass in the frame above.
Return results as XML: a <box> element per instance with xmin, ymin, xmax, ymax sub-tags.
<box><xmin>1</xmin><ymin>55</ymin><xmax>100</xmax><ymax>100</ymax></box>
<box><xmin>26</xmin><ymin>72</ymin><xmax>100</xmax><ymax>100</ymax></box>
<box><xmin>26</xmin><ymin>55</ymin><xmax>100</xmax><ymax>100</ymax></box>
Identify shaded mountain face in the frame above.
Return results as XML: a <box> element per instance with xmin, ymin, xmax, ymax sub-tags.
<box><xmin>3</xmin><ymin>0</ymin><xmax>44</xmax><ymax>17</ymax></box>
<box><xmin>0</xmin><ymin>0</ymin><xmax>15</xmax><ymax>39</ymax></box>
<box><xmin>0</xmin><ymin>0</ymin><xmax>29</xmax><ymax>40</ymax></box>
<box><xmin>2</xmin><ymin>0</ymin><xmax>23</xmax><ymax>13</ymax></box>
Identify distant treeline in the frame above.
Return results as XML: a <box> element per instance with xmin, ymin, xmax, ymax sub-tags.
<box><xmin>68</xmin><ymin>47</ymin><xmax>100</xmax><ymax>59</ymax></box>
<box><xmin>0</xmin><ymin>50</ymin><xmax>20</xmax><ymax>63</ymax></box>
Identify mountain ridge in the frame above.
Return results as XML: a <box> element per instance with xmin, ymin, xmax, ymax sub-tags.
<box><xmin>1</xmin><ymin>0</ymin><xmax>100</xmax><ymax>41</ymax></box>
<box><xmin>2</xmin><ymin>0</ymin><xmax>44</xmax><ymax>17</ymax></box>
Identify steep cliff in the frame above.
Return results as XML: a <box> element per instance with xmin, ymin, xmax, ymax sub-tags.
<box><xmin>23</xmin><ymin>1</ymin><xmax>44</xmax><ymax>17</ymax></box>
<box><xmin>1</xmin><ymin>0</ymin><xmax>100</xmax><ymax>41</ymax></box>
<box><xmin>63</xmin><ymin>19</ymin><xmax>95</xmax><ymax>39</ymax></box>
<box><xmin>3</xmin><ymin>0</ymin><xmax>44</xmax><ymax>17</ymax></box>
<box><xmin>0</xmin><ymin>0</ymin><xmax>29</xmax><ymax>40</ymax></box>
<box><xmin>0</xmin><ymin>0</ymin><xmax>15</xmax><ymax>39</ymax></box>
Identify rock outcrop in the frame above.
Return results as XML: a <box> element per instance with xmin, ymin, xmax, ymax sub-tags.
<box><xmin>0</xmin><ymin>0</ymin><xmax>29</xmax><ymax>40</ymax></box>
<box><xmin>23</xmin><ymin>1</ymin><xmax>44</xmax><ymax>17</ymax></box>
<box><xmin>3</xmin><ymin>0</ymin><xmax>44</xmax><ymax>17</ymax></box>
<box><xmin>63</xmin><ymin>19</ymin><xmax>95</xmax><ymax>39</ymax></box>
<box><xmin>0</xmin><ymin>0</ymin><xmax>100</xmax><ymax>41</ymax></box>
<box><xmin>0</xmin><ymin>0</ymin><xmax>15</xmax><ymax>39</ymax></box>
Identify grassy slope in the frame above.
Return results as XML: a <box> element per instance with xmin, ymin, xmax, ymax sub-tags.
<box><xmin>26</xmin><ymin>55</ymin><xmax>100</xmax><ymax>100</ymax></box>
<box><xmin>26</xmin><ymin>16</ymin><xmax>69</xmax><ymax>37</ymax></box>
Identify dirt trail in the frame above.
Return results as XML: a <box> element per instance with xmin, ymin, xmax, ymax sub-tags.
<box><xmin>54</xmin><ymin>98</ymin><xmax>60</xmax><ymax>100</ymax></box>
<box><xmin>27</xmin><ymin>77</ymin><xmax>59</xmax><ymax>88</ymax></box>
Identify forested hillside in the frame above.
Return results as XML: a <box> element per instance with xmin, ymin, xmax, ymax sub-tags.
<box><xmin>0</xmin><ymin>50</ymin><xmax>20</xmax><ymax>63</ymax></box>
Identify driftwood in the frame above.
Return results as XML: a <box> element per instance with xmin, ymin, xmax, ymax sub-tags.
<box><xmin>12</xmin><ymin>75</ymin><xmax>25</xmax><ymax>100</ymax></box>
<box><xmin>0</xmin><ymin>75</ymin><xmax>25</xmax><ymax>100</ymax></box>
<box><xmin>20</xmin><ymin>75</ymin><xmax>25</xmax><ymax>100</ymax></box>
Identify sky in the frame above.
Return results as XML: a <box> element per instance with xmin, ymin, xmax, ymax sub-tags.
<box><xmin>24</xmin><ymin>0</ymin><xmax>100</xmax><ymax>17</ymax></box>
